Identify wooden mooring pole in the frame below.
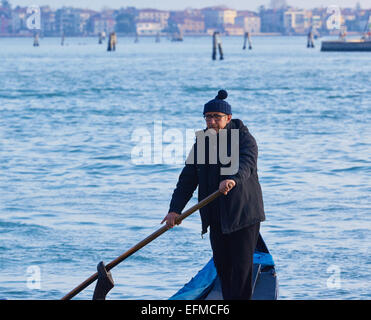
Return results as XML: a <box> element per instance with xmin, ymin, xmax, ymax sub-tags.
<box><xmin>33</xmin><ymin>32</ymin><xmax>39</xmax><ymax>47</ymax></box>
<box><xmin>212</xmin><ymin>31</ymin><xmax>224</xmax><ymax>60</ymax></box>
<box><xmin>243</xmin><ymin>32</ymin><xmax>252</xmax><ymax>50</ymax></box>
<box><xmin>307</xmin><ymin>31</ymin><xmax>315</xmax><ymax>48</ymax></box>
<box><xmin>107</xmin><ymin>32</ymin><xmax>117</xmax><ymax>51</ymax></box>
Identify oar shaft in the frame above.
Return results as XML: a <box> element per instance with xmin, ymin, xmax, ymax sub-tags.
<box><xmin>105</xmin><ymin>225</ymin><xmax>169</xmax><ymax>271</ymax></box>
<box><xmin>62</xmin><ymin>272</ymin><xmax>98</xmax><ymax>300</ymax></box>
<box><xmin>61</xmin><ymin>190</ymin><xmax>221</xmax><ymax>300</ymax></box>
<box><xmin>176</xmin><ymin>190</ymin><xmax>221</xmax><ymax>223</ymax></box>
<box><xmin>106</xmin><ymin>190</ymin><xmax>221</xmax><ymax>271</ymax></box>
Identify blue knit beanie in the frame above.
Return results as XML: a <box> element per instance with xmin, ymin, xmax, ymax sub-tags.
<box><xmin>203</xmin><ymin>90</ymin><xmax>232</xmax><ymax>115</ymax></box>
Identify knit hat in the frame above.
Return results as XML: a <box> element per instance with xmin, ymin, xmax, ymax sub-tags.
<box><xmin>203</xmin><ymin>90</ymin><xmax>232</xmax><ymax>115</ymax></box>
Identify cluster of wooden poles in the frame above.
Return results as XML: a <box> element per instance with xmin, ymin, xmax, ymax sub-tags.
<box><xmin>32</xmin><ymin>30</ymin><xmax>317</xmax><ymax>59</ymax></box>
<box><xmin>212</xmin><ymin>31</ymin><xmax>252</xmax><ymax>60</ymax></box>
<box><xmin>31</xmin><ymin>30</ymin><xmax>255</xmax><ymax>59</ymax></box>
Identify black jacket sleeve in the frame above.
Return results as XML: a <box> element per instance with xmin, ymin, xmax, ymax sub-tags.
<box><xmin>168</xmin><ymin>161</ymin><xmax>198</xmax><ymax>214</ymax></box>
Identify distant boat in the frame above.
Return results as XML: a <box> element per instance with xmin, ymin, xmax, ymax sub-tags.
<box><xmin>322</xmin><ymin>12</ymin><xmax>371</xmax><ymax>51</ymax></box>
<box><xmin>321</xmin><ymin>39</ymin><xmax>371</xmax><ymax>52</ymax></box>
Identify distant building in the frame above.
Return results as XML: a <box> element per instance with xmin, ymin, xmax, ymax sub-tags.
<box><xmin>341</xmin><ymin>9</ymin><xmax>356</xmax><ymax>32</ymax></box>
<box><xmin>0</xmin><ymin>7</ymin><xmax>12</xmax><ymax>34</ymax></box>
<box><xmin>40</xmin><ymin>6</ymin><xmax>56</xmax><ymax>36</ymax></box>
<box><xmin>0</xmin><ymin>0</ymin><xmax>12</xmax><ymax>34</ymax></box>
<box><xmin>136</xmin><ymin>19</ymin><xmax>162</xmax><ymax>35</ymax></box>
<box><xmin>201</xmin><ymin>6</ymin><xmax>237</xmax><ymax>32</ymax></box>
<box><xmin>310</xmin><ymin>8</ymin><xmax>328</xmax><ymax>34</ymax></box>
<box><xmin>168</xmin><ymin>10</ymin><xmax>205</xmax><ymax>35</ymax></box>
<box><xmin>115</xmin><ymin>8</ymin><xmax>137</xmax><ymax>35</ymax></box>
<box><xmin>235</xmin><ymin>11</ymin><xmax>261</xmax><ymax>33</ymax></box>
<box><xmin>90</xmin><ymin>11</ymin><xmax>116</xmax><ymax>35</ymax></box>
<box><xmin>224</xmin><ymin>24</ymin><xmax>244</xmax><ymax>35</ymax></box>
<box><xmin>79</xmin><ymin>9</ymin><xmax>95</xmax><ymax>35</ymax></box>
<box><xmin>284</xmin><ymin>9</ymin><xmax>311</xmax><ymax>34</ymax></box>
<box><xmin>137</xmin><ymin>9</ymin><xmax>169</xmax><ymax>29</ymax></box>
<box><xmin>310</xmin><ymin>15</ymin><xmax>322</xmax><ymax>32</ymax></box>
<box><xmin>357</xmin><ymin>9</ymin><xmax>371</xmax><ymax>32</ymax></box>
<box><xmin>259</xmin><ymin>8</ymin><xmax>285</xmax><ymax>33</ymax></box>
<box><xmin>201</xmin><ymin>7</ymin><xmax>221</xmax><ymax>30</ymax></box>
<box><xmin>55</xmin><ymin>7</ymin><xmax>96</xmax><ymax>36</ymax></box>
<box><xmin>11</xmin><ymin>6</ymin><xmax>29</xmax><ymax>35</ymax></box>
<box><xmin>181</xmin><ymin>16</ymin><xmax>204</xmax><ymax>34</ymax></box>
<box><xmin>221</xmin><ymin>8</ymin><xmax>237</xmax><ymax>25</ymax></box>
<box><xmin>55</xmin><ymin>8</ymin><xmax>78</xmax><ymax>35</ymax></box>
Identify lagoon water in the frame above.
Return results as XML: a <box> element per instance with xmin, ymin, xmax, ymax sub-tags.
<box><xmin>0</xmin><ymin>36</ymin><xmax>370</xmax><ymax>300</ymax></box>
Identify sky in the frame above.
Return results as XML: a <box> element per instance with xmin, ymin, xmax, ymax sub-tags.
<box><xmin>8</xmin><ymin>0</ymin><xmax>371</xmax><ymax>11</ymax></box>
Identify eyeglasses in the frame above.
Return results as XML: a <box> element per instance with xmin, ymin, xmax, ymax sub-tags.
<box><xmin>204</xmin><ymin>114</ymin><xmax>227</xmax><ymax>121</ymax></box>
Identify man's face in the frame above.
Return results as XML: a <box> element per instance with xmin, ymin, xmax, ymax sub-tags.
<box><xmin>204</xmin><ymin>112</ymin><xmax>232</xmax><ymax>132</ymax></box>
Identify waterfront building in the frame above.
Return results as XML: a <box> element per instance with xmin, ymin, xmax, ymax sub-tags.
<box><xmin>168</xmin><ymin>10</ymin><xmax>205</xmax><ymax>35</ymax></box>
<box><xmin>136</xmin><ymin>19</ymin><xmax>162</xmax><ymax>35</ymax></box>
<box><xmin>259</xmin><ymin>8</ymin><xmax>285</xmax><ymax>33</ymax></box>
<box><xmin>224</xmin><ymin>24</ymin><xmax>244</xmax><ymax>35</ymax></box>
<box><xmin>235</xmin><ymin>11</ymin><xmax>261</xmax><ymax>33</ymax></box>
<box><xmin>90</xmin><ymin>11</ymin><xmax>116</xmax><ymax>35</ymax></box>
<box><xmin>201</xmin><ymin>6</ymin><xmax>237</xmax><ymax>31</ymax></box>
<box><xmin>284</xmin><ymin>9</ymin><xmax>312</xmax><ymax>34</ymax></box>
<box><xmin>0</xmin><ymin>6</ymin><xmax>11</xmax><ymax>34</ymax></box>
<box><xmin>137</xmin><ymin>9</ymin><xmax>169</xmax><ymax>29</ymax></box>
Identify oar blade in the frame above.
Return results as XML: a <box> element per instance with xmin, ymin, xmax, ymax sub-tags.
<box><xmin>92</xmin><ymin>261</ymin><xmax>114</xmax><ymax>300</ymax></box>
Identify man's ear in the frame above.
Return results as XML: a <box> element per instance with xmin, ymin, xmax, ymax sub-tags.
<box><xmin>227</xmin><ymin>115</ymin><xmax>232</xmax><ymax>123</ymax></box>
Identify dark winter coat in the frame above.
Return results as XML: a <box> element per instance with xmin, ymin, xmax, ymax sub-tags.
<box><xmin>168</xmin><ymin>119</ymin><xmax>265</xmax><ymax>234</ymax></box>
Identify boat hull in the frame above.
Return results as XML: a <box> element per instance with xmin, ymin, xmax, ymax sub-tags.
<box><xmin>321</xmin><ymin>40</ymin><xmax>371</xmax><ymax>52</ymax></box>
<box><xmin>169</xmin><ymin>234</ymin><xmax>278</xmax><ymax>300</ymax></box>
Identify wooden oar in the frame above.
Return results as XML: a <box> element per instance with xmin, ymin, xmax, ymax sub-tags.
<box><xmin>61</xmin><ymin>190</ymin><xmax>222</xmax><ymax>300</ymax></box>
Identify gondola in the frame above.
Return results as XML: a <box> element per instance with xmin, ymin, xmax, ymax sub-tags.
<box><xmin>169</xmin><ymin>233</ymin><xmax>278</xmax><ymax>300</ymax></box>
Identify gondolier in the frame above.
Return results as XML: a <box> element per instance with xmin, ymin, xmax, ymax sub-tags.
<box><xmin>161</xmin><ymin>90</ymin><xmax>266</xmax><ymax>300</ymax></box>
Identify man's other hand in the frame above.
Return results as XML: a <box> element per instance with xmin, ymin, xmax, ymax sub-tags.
<box><xmin>219</xmin><ymin>179</ymin><xmax>236</xmax><ymax>195</ymax></box>
<box><xmin>161</xmin><ymin>212</ymin><xmax>181</xmax><ymax>228</ymax></box>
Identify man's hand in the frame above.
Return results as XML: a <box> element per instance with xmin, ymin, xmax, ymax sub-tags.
<box><xmin>161</xmin><ymin>212</ymin><xmax>181</xmax><ymax>228</ymax></box>
<box><xmin>219</xmin><ymin>179</ymin><xmax>236</xmax><ymax>195</ymax></box>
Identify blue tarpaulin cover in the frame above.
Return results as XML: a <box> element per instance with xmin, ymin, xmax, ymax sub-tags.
<box><xmin>169</xmin><ymin>251</ymin><xmax>274</xmax><ymax>300</ymax></box>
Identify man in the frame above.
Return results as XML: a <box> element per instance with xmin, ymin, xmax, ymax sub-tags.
<box><xmin>161</xmin><ymin>90</ymin><xmax>265</xmax><ymax>300</ymax></box>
